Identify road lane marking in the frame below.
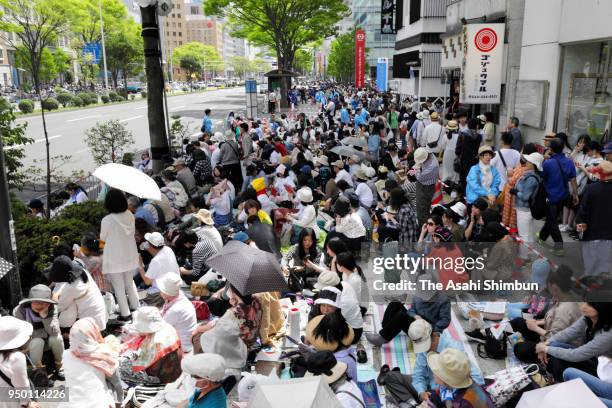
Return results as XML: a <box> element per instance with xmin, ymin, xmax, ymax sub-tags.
<box><xmin>170</xmin><ymin>105</ymin><xmax>185</xmax><ymax>111</ymax></box>
<box><xmin>119</xmin><ymin>115</ymin><xmax>144</xmax><ymax>123</ymax></box>
<box><xmin>3</xmin><ymin>134</ymin><xmax>62</xmax><ymax>150</ymax></box>
<box><xmin>73</xmin><ymin>148</ymin><xmax>90</xmax><ymax>155</ymax></box>
<box><xmin>66</xmin><ymin>115</ymin><xmax>102</xmax><ymax>122</ymax></box>
<box><xmin>135</xmin><ymin>106</ymin><xmax>147</xmax><ymax>110</ymax></box>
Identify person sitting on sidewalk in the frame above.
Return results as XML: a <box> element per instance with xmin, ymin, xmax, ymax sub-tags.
<box><xmin>365</xmin><ymin>273</ymin><xmax>451</xmax><ymax>347</ymax></box>
<box><xmin>535</xmin><ymin>291</ymin><xmax>612</xmax><ymax>382</ymax></box>
<box><xmin>13</xmin><ymin>285</ymin><xmax>65</xmax><ymax>380</ymax></box>
<box><xmin>410</xmin><ymin>320</ymin><xmax>484</xmax><ymax>404</ymax></box>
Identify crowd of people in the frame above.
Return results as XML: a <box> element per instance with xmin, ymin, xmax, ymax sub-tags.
<box><xmin>5</xmin><ymin>82</ymin><xmax>612</xmax><ymax>408</ymax></box>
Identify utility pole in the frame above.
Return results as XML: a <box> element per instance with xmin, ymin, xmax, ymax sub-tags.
<box><xmin>0</xmin><ymin>135</ymin><xmax>22</xmax><ymax>308</ymax></box>
<box><xmin>140</xmin><ymin>4</ymin><xmax>169</xmax><ymax>173</ymax></box>
<box><xmin>98</xmin><ymin>0</ymin><xmax>109</xmax><ymax>90</ymax></box>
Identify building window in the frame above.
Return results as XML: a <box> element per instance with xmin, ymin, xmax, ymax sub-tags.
<box><xmin>171</xmin><ymin>13</ymin><xmax>175</xmax><ymax>18</ymax></box>
<box><xmin>178</xmin><ymin>32</ymin><xmax>182</xmax><ymax>37</ymax></box>
<box><xmin>179</xmin><ymin>41</ymin><xmax>183</xmax><ymax>45</ymax></box>
<box><xmin>409</xmin><ymin>0</ymin><xmax>421</xmax><ymax>24</ymax></box>
<box><xmin>177</xmin><ymin>13</ymin><xmax>181</xmax><ymax>18</ymax></box>
<box><xmin>172</xmin><ymin>32</ymin><xmax>176</xmax><ymax>36</ymax></box>
<box><xmin>556</xmin><ymin>41</ymin><xmax>612</xmax><ymax>145</ymax></box>
<box><xmin>178</xmin><ymin>23</ymin><xmax>181</xmax><ymax>27</ymax></box>
<box><xmin>0</xmin><ymin>49</ymin><xmax>4</xmax><ymax>60</ymax></box>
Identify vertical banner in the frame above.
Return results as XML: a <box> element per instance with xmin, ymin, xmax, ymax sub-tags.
<box><xmin>381</xmin><ymin>0</ymin><xmax>396</xmax><ymax>34</ymax></box>
<box><xmin>460</xmin><ymin>23</ymin><xmax>505</xmax><ymax>104</ymax></box>
<box><xmin>355</xmin><ymin>29</ymin><xmax>366</xmax><ymax>88</ymax></box>
<box><xmin>376</xmin><ymin>58</ymin><xmax>388</xmax><ymax>92</ymax></box>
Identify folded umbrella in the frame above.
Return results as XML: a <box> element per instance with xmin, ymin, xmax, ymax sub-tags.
<box><xmin>341</xmin><ymin>136</ymin><xmax>367</xmax><ymax>148</ymax></box>
<box><xmin>330</xmin><ymin>145</ymin><xmax>366</xmax><ymax>159</ymax></box>
<box><xmin>206</xmin><ymin>240</ymin><xmax>288</xmax><ymax>295</ymax></box>
<box><xmin>93</xmin><ymin>163</ymin><xmax>161</xmax><ymax>201</ymax></box>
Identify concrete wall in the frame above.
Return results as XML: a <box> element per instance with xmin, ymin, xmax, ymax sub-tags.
<box><xmin>518</xmin><ymin>0</ymin><xmax>612</xmax><ymax>144</ymax></box>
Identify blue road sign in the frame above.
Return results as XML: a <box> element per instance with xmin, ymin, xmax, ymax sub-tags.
<box><xmin>83</xmin><ymin>42</ymin><xmax>102</xmax><ymax>65</ymax></box>
<box><xmin>245</xmin><ymin>79</ymin><xmax>257</xmax><ymax>93</ymax></box>
<box><xmin>376</xmin><ymin>58</ymin><xmax>388</xmax><ymax>92</ymax></box>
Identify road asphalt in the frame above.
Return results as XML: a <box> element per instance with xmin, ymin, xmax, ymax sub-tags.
<box><xmin>12</xmin><ymin>87</ymin><xmax>251</xmax><ymax>177</ymax></box>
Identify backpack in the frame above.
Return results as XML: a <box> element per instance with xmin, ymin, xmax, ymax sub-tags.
<box><xmin>477</xmin><ymin>328</ymin><xmax>507</xmax><ymax>359</ymax></box>
<box><xmin>527</xmin><ymin>175</ymin><xmax>547</xmax><ymax>220</ymax></box>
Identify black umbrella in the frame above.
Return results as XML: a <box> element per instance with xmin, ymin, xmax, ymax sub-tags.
<box><xmin>206</xmin><ymin>240</ymin><xmax>288</xmax><ymax>295</ymax></box>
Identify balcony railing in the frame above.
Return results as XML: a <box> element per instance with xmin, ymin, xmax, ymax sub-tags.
<box><xmin>421</xmin><ymin>51</ymin><xmax>442</xmax><ymax>78</ymax></box>
<box><xmin>422</xmin><ymin>0</ymin><xmax>452</xmax><ymax>18</ymax></box>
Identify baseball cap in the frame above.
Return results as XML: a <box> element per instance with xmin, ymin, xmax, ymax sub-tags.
<box><xmin>408</xmin><ymin>319</ymin><xmax>433</xmax><ymax>353</ymax></box>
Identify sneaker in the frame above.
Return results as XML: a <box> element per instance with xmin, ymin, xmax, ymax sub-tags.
<box><xmin>117</xmin><ymin>314</ymin><xmax>132</xmax><ymax>322</ymax></box>
<box><xmin>559</xmin><ymin>224</ymin><xmax>568</xmax><ymax>232</ymax></box>
<box><xmin>54</xmin><ymin>366</ymin><xmax>65</xmax><ymax>381</ymax></box>
<box><xmin>535</xmin><ymin>232</ymin><xmax>550</xmax><ymax>247</ymax></box>
<box><xmin>465</xmin><ymin>329</ymin><xmax>487</xmax><ymax>343</ymax></box>
<box><xmin>551</xmin><ymin>248</ymin><xmax>565</xmax><ymax>257</ymax></box>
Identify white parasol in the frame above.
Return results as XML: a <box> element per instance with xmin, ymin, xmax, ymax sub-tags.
<box><xmin>93</xmin><ymin>163</ymin><xmax>162</xmax><ymax>201</ymax></box>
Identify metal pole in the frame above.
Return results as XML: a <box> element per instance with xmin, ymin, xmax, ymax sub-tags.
<box><xmin>0</xmin><ymin>135</ymin><xmax>22</xmax><ymax>308</ymax></box>
<box><xmin>98</xmin><ymin>0</ymin><xmax>109</xmax><ymax>90</ymax></box>
<box><xmin>156</xmin><ymin>12</ymin><xmax>172</xmax><ymax>146</ymax></box>
<box><xmin>140</xmin><ymin>5</ymin><xmax>170</xmax><ymax>173</ymax></box>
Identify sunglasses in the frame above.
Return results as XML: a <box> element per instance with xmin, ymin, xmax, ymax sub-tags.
<box><xmin>427</xmin><ymin>221</ymin><xmax>435</xmax><ymax>226</ymax></box>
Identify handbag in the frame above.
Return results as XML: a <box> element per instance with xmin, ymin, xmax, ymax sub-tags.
<box><xmin>287</xmin><ymin>269</ymin><xmax>304</xmax><ymax>293</ymax></box>
<box><xmin>192</xmin><ymin>300</ymin><xmax>211</xmax><ymax>321</ymax></box>
<box><xmin>485</xmin><ymin>364</ymin><xmax>538</xmax><ymax>407</ymax></box>
<box><xmin>477</xmin><ymin>328</ymin><xmax>507</xmax><ymax>360</ymax></box>
<box><xmin>357</xmin><ymin>379</ymin><xmax>381</xmax><ymax>408</ymax></box>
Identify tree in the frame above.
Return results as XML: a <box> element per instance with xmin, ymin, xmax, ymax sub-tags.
<box><xmin>228</xmin><ymin>56</ymin><xmax>251</xmax><ymax>80</ymax></box>
<box><xmin>14</xmin><ymin>46</ymin><xmax>57</xmax><ymax>86</ymax></box>
<box><xmin>294</xmin><ymin>49</ymin><xmax>314</xmax><ymax>76</ymax></box>
<box><xmin>0</xmin><ymin>0</ymin><xmax>77</xmax><ymax>216</ymax></box>
<box><xmin>85</xmin><ymin>120</ymin><xmax>135</xmax><ymax>165</ymax></box>
<box><xmin>105</xmin><ymin>18</ymin><xmax>143</xmax><ymax>90</ymax></box>
<box><xmin>204</xmin><ymin>0</ymin><xmax>349</xmax><ymax>106</ymax></box>
<box><xmin>71</xmin><ymin>0</ymin><xmax>129</xmax><ymax>87</ymax></box>
<box><xmin>53</xmin><ymin>48</ymin><xmax>72</xmax><ymax>86</ymax></box>
<box><xmin>173</xmin><ymin>42</ymin><xmax>222</xmax><ymax>88</ymax></box>
<box><xmin>0</xmin><ymin>98</ymin><xmax>32</xmax><ymax>190</ymax></box>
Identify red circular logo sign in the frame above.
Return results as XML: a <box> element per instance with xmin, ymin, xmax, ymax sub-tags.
<box><xmin>474</xmin><ymin>28</ymin><xmax>498</xmax><ymax>52</ymax></box>
<box><xmin>356</xmin><ymin>32</ymin><xmax>365</xmax><ymax>41</ymax></box>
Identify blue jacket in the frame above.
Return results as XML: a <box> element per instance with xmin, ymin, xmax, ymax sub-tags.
<box><xmin>340</xmin><ymin>108</ymin><xmax>350</xmax><ymax>124</ymax></box>
<box><xmin>368</xmin><ymin>133</ymin><xmax>380</xmax><ymax>153</ymax></box>
<box><xmin>412</xmin><ymin>331</ymin><xmax>485</xmax><ymax>395</ymax></box>
<box><xmin>354</xmin><ymin>113</ymin><xmax>365</xmax><ymax>129</ymax></box>
<box><xmin>202</xmin><ymin>115</ymin><xmax>213</xmax><ymax>134</ymax></box>
<box><xmin>542</xmin><ymin>153</ymin><xmax>576</xmax><ymax>204</ymax></box>
<box><xmin>515</xmin><ymin>170</ymin><xmax>541</xmax><ymax>209</ymax></box>
<box><xmin>465</xmin><ymin>164</ymin><xmax>501</xmax><ymax>204</ymax></box>
<box><xmin>409</xmin><ymin>294</ymin><xmax>451</xmax><ymax>334</ymax></box>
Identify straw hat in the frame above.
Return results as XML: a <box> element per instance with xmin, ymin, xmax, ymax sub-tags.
<box><xmin>446</xmin><ymin>120</ymin><xmax>458</xmax><ymax>131</ymax></box>
<box><xmin>478</xmin><ymin>145</ymin><xmax>494</xmax><ymax>156</ymax></box>
<box><xmin>414</xmin><ymin>147</ymin><xmax>429</xmax><ymax>165</ymax></box>
<box><xmin>331</xmin><ymin>159</ymin><xmax>345</xmax><ymax>168</ymax></box>
<box><xmin>305</xmin><ymin>351</ymin><xmax>348</xmax><ymax>385</ymax></box>
<box><xmin>133</xmin><ymin>306</ymin><xmax>165</xmax><ymax>334</ymax></box>
<box><xmin>0</xmin><ymin>316</ymin><xmax>33</xmax><ymax>351</ymax></box>
<box><xmin>181</xmin><ymin>353</ymin><xmax>226</xmax><ymax>382</ymax></box>
<box><xmin>430</xmin><ymin>111</ymin><xmax>439</xmax><ymax>121</ymax></box>
<box><xmin>355</xmin><ymin>169</ymin><xmax>369</xmax><ymax>181</ymax></box>
<box><xmin>18</xmin><ymin>284</ymin><xmax>56</xmax><ymax>305</ymax></box>
<box><xmin>316</xmin><ymin>156</ymin><xmax>329</xmax><ymax>166</ymax></box>
<box><xmin>427</xmin><ymin>348</ymin><xmax>472</xmax><ymax>389</ymax></box>
<box><xmin>194</xmin><ymin>209</ymin><xmax>214</xmax><ymax>226</ymax></box>
<box><xmin>305</xmin><ymin>315</ymin><xmax>354</xmax><ymax>352</ymax></box>
<box><xmin>408</xmin><ymin>319</ymin><xmax>433</xmax><ymax>354</ymax></box>
<box><xmin>522</xmin><ymin>152</ymin><xmax>544</xmax><ymax>172</ymax></box>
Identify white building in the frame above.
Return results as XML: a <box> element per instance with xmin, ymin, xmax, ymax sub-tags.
<box><xmin>518</xmin><ymin>0</ymin><xmax>612</xmax><ymax>145</ymax></box>
<box><xmin>393</xmin><ymin>0</ymin><xmax>448</xmax><ymax>100</ymax></box>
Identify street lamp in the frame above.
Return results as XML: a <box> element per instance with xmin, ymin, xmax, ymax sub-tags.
<box><xmin>98</xmin><ymin>0</ymin><xmax>109</xmax><ymax>90</ymax></box>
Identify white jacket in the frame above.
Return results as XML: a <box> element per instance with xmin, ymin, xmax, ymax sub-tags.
<box><xmin>55</xmin><ymin>271</ymin><xmax>107</xmax><ymax>330</ymax></box>
<box><xmin>100</xmin><ymin>211</ymin><xmax>139</xmax><ymax>275</ymax></box>
<box><xmin>58</xmin><ymin>350</ymin><xmax>115</xmax><ymax>408</ymax></box>
<box><xmin>0</xmin><ymin>352</ymin><xmax>30</xmax><ymax>408</ymax></box>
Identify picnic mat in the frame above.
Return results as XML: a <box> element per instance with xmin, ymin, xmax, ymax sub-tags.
<box><xmin>371</xmin><ymin>303</ymin><xmax>414</xmax><ymax>374</ymax></box>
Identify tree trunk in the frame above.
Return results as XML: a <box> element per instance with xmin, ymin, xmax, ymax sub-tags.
<box><xmin>35</xmin><ymin>78</ymin><xmax>51</xmax><ymax>218</ymax></box>
<box><xmin>140</xmin><ymin>5</ymin><xmax>169</xmax><ymax>174</ymax></box>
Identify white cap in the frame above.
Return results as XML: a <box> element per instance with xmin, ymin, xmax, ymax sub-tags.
<box><xmin>408</xmin><ymin>319</ymin><xmax>433</xmax><ymax>354</ymax></box>
<box><xmin>133</xmin><ymin>306</ymin><xmax>165</xmax><ymax>334</ymax></box>
<box><xmin>314</xmin><ymin>286</ymin><xmax>342</xmax><ymax>308</ymax></box>
<box><xmin>144</xmin><ymin>232</ymin><xmax>165</xmax><ymax>247</ymax></box>
<box><xmin>314</xmin><ymin>271</ymin><xmax>340</xmax><ymax>290</ymax></box>
<box><xmin>181</xmin><ymin>353</ymin><xmax>226</xmax><ymax>382</ymax></box>
<box><xmin>450</xmin><ymin>202</ymin><xmax>467</xmax><ymax>218</ymax></box>
<box><xmin>522</xmin><ymin>152</ymin><xmax>544</xmax><ymax>171</ymax></box>
<box><xmin>157</xmin><ymin>273</ymin><xmax>183</xmax><ymax>297</ymax></box>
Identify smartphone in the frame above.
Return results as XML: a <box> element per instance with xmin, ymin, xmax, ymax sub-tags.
<box><xmin>285</xmin><ymin>335</ymin><xmax>301</xmax><ymax>346</ymax></box>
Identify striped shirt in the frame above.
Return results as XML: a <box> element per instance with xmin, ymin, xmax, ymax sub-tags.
<box><xmin>415</xmin><ymin>156</ymin><xmax>439</xmax><ymax>186</ymax></box>
<box><xmin>191</xmin><ymin>235</ymin><xmax>218</xmax><ymax>278</ymax></box>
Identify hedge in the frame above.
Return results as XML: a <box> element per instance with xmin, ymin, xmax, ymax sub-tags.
<box><xmin>77</xmin><ymin>92</ymin><xmax>97</xmax><ymax>106</ymax></box>
<box><xmin>109</xmin><ymin>91</ymin><xmax>124</xmax><ymax>102</ymax></box>
<box><xmin>41</xmin><ymin>97</ymin><xmax>59</xmax><ymax>110</ymax></box>
<box><xmin>101</xmin><ymin>94</ymin><xmax>110</xmax><ymax>104</ymax></box>
<box><xmin>18</xmin><ymin>99</ymin><xmax>34</xmax><ymax>113</ymax></box>
<box><xmin>57</xmin><ymin>93</ymin><xmax>73</xmax><ymax>107</ymax></box>
<box><xmin>71</xmin><ymin>95</ymin><xmax>84</xmax><ymax>107</ymax></box>
<box><xmin>15</xmin><ymin>201</ymin><xmax>107</xmax><ymax>293</ymax></box>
